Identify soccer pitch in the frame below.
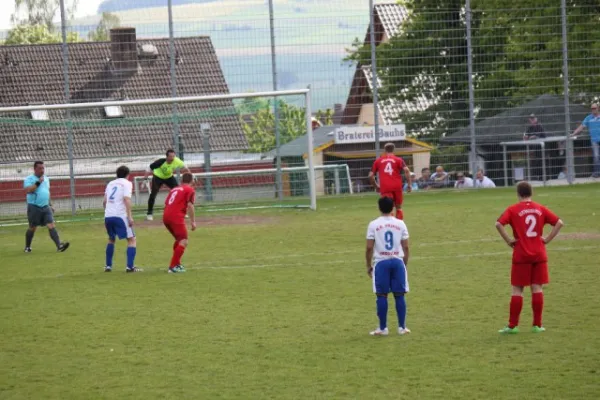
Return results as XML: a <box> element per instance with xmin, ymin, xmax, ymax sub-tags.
<box><xmin>1</xmin><ymin>185</ymin><xmax>599</xmax><ymax>399</ymax></box>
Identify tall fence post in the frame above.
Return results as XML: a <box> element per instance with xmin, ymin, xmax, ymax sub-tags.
<box><xmin>268</xmin><ymin>0</ymin><xmax>283</xmax><ymax>200</ymax></box>
<box><xmin>560</xmin><ymin>0</ymin><xmax>574</xmax><ymax>184</ymax></box>
<box><xmin>201</xmin><ymin>123</ymin><xmax>213</xmax><ymax>202</ymax></box>
<box><xmin>465</xmin><ymin>0</ymin><xmax>477</xmax><ymax>177</ymax></box>
<box><xmin>369</xmin><ymin>0</ymin><xmax>380</xmax><ymax>158</ymax></box>
<box><xmin>168</xmin><ymin>0</ymin><xmax>181</xmax><ymax>160</ymax></box>
<box><xmin>59</xmin><ymin>0</ymin><xmax>76</xmax><ymax>216</ymax></box>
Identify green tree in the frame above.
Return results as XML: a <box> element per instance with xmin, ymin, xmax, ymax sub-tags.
<box><xmin>12</xmin><ymin>0</ymin><xmax>78</xmax><ymax>31</ymax></box>
<box><xmin>88</xmin><ymin>12</ymin><xmax>121</xmax><ymax>42</ymax></box>
<box><xmin>315</xmin><ymin>109</ymin><xmax>334</xmax><ymax>126</ymax></box>
<box><xmin>242</xmin><ymin>100</ymin><xmax>307</xmax><ymax>153</ymax></box>
<box><xmin>4</xmin><ymin>23</ymin><xmax>81</xmax><ymax>45</ymax></box>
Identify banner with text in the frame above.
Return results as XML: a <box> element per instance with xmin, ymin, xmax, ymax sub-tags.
<box><xmin>334</xmin><ymin>125</ymin><xmax>406</xmax><ymax>144</ymax></box>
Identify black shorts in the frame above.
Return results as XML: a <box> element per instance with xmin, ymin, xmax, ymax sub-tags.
<box><xmin>27</xmin><ymin>204</ymin><xmax>54</xmax><ymax>227</ymax></box>
<box><xmin>151</xmin><ymin>175</ymin><xmax>179</xmax><ymax>193</ymax></box>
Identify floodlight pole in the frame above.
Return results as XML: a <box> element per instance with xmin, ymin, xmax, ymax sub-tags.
<box><xmin>59</xmin><ymin>0</ymin><xmax>76</xmax><ymax>216</ymax></box>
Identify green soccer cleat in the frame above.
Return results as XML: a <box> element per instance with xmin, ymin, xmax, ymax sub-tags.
<box><xmin>531</xmin><ymin>326</ymin><xmax>546</xmax><ymax>333</ymax></box>
<box><xmin>498</xmin><ymin>326</ymin><xmax>520</xmax><ymax>334</ymax></box>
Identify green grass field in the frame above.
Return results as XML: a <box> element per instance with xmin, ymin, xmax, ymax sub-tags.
<box><xmin>1</xmin><ymin>185</ymin><xmax>600</xmax><ymax>399</ymax></box>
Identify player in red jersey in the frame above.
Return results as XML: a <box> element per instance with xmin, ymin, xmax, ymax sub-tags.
<box><xmin>368</xmin><ymin>143</ymin><xmax>412</xmax><ymax>220</ymax></box>
<box><xmin>163</xmin><ymin>172</ymin><xmax>197</xmax><ymax>273</ymax></box>
<box><xmin>495</xmin><ymin>181</ymin><xmax>563</xmax><ymax>334</ymax></box>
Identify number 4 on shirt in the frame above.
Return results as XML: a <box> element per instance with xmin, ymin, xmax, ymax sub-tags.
<box><xmin>384</xmin><ymin>162</ymin><xmax>394</xmax><ymax>175</ymax></box>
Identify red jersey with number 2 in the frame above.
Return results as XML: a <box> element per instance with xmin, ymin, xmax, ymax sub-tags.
<box><xmin>163</xmin><ymin>185</ymin><xmax>195</xmax><ymax>221</ymax></box>
<box><xmin>497</xmin><ymin>201</ymin><xmax>559</xmax><ymax>263</ymax></box>
<box><xmin>371</xmin><ymin>155</ymin><xmax>406</xmax><ymax>192</ymax></box>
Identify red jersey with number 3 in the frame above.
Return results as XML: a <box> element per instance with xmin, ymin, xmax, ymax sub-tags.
<box><xmin>497</xmin><ymin>201</ymin><xmax>559</xmax><ymax>263</ymax></box>
<box><xmin>163</xmin><ymin>185</ymin><xmax>195</xmax><ymax>221</ymax></box>
<box><xmin>371</xmin><ymin>155</ymin><xmax>407</xmax><ymax>192</ymax></box>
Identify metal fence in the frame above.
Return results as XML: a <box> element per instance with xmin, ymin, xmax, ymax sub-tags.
<box><xmin>1</xmin><ymin>0</ymin><xmax>599</xmax><ymax>216</ymax></box>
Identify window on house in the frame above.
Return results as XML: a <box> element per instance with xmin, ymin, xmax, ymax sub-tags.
<box><xmin>104</xmin><ymin>105</ymin><xmax>124</xmax><ymax>118</ymax></box>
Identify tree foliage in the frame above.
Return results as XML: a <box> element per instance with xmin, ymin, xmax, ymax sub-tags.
<box><xmin>12</xmin><ymin>0</ymin><xmax>78</xmax><ymax>30</ymax></box>
<box><xmin>88</xmin><ymin>12</ymin><xmax>121</xmax><ymax>42</ymax></box>
<box><xmin>4</xmin><ymin>24</ymin><xmax>82</xmax><ymax>45</ymax></box>
<box><xmin>347</xmin><ymin>0</ymin><xmax>600</xmax><ymax>139</ymax></box>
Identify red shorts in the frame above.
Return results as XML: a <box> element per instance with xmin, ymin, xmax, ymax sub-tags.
<box><xmin>380</xmin><ymin>190</ymin><xmax>403</xmax><ymax>206</ymax></box>
<box><xmin>511</xmin><ymin>261</ymin><xmax>549</xmax><ymax>286</ymax></box>
<box><xmin>163</xmin><ymin>219</ymin><xmax>188</xmax><ymax>241</ymax></box>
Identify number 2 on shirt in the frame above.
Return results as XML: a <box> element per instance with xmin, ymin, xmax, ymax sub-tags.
<box><xmin>525</xmin><ymin>214</ymin><xmax>537</xmax><ymax>237</ymax></box>
<box><xmin>383</xmin><ymin>162</ymin><xmax>393</xmax><ymax>176</ymax></box>
<box><xmin>109</xmin><ymin>186</ymin><xmax>117</xmax><ymax>200</ymax></box>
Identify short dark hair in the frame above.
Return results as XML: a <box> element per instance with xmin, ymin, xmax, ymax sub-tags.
<box><xmin>378</xmin><ymin>196</ymin><xmax>394</xmax><ymax>214</ymax></box>
<box><xmin>116</xmin><ymin>165</ymin><xmax>130</xmax><ymax>179</ymax></box>
<box><xmin>181</xmin><ymin>172</ymin><xmax>194</xmax><ymax>184</ymax></box>
<box><xmin>166</xmin><ymin>149</ymin><xmax>176</xmax><ymax>157</ymax></box>
<box><xmin>33</xmin><ymin>161</ymin><xmax>44</xmax><ymax>169</ymax></box>
<box><xmin>384</xmin><ymin>143</ymin><xmax>395</xmax><ymax>153</ymax></box>
<box><xmin>421</xmin><ymin>167</ymin><xmax>430</xmax><ymax>173</ymax></box>
<box><xmin>517</xmin><ymin>181</ymin><xmax>533</xmax><ymax>198</ymax></box>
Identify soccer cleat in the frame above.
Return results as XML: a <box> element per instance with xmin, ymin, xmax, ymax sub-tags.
<box><xmin>104</xmin><ymin>266</ymin><xmax>112</xmax><ymax>272</ymax></box>
<box><xmin>531</xmin><ymin>326</ymin><xmax>546</xmax><ymax>333</ymax></box>
<box><xmin>369</xmin><ymin>328</ymin><xmax>389</xmax><ymax>336</ymax></box>
<box><xmin>57</xmin><ymin>242</ymin><xmax>70</xmax><ymax>252</ymax></box>
<box><xmin>168</xmin><ymin>265</ymin><xmax>186</xmax><ymax>273</ymax></box>
<box><xmin>126</xmin><ymin>267</ymin><xmax>143</xmax><ymax>273</ymax></box>
<box><xmin>146</xmin><ymin>215</ymin><xmax>153</xmax><ymax>221</ymax></box>
<box><xmin>498</xmin><ymin>326</ymin><xmax>520</xmax><ymax>334</ymax></box>
<box><xmin>24</xmin><ymin>247</ymin><xmax>32</xmax><ymax>253</ymax></box>
<box><xmin>398</xmin><ymin>327</ymin><xmax>411</xmax><ymax>335</ymax></box>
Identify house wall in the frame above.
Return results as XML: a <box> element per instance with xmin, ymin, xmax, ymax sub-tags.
<box><xmin>357</xmin><ymin>103</ymin><xmax>385</xmax><ymax>126</ymax></box>
<box><xmin>412</xmin><ymin>152</ymin><xmax>431</xmax><ymax>178</ymax></box>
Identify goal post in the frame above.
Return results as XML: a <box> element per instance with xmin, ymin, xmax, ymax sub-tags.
<box><xmin>0</xmin><ymin>88</ymin><xmax>346</xmax><ymax>218</ymax></box>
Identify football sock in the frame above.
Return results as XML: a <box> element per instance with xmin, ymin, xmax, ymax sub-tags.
<box><xmin>395</xmin><ymin>295</ymin><xmax>407</xmax><ymax>329</ymax></box>
<box><xmin>376</xmin><ymin>296</ymin><xmax>388</xmax><ymax>331</ymax></box>
<box><xmin>25</xmin><ymin>229</ymin><xmax>34</xmax><ymax>248</ymax></box>
<box><xmin>147</xmin><ymin>192</ymin><xmax>157</xmax><ymax>215</ymax></box>
<box><xmin>49</xmin><ymin>228</ymin><xmax>61</xmax><ymax>248</ymax></box>
<box><xmin>105</xmin><ymin>243</ymin><xmax>115</xmax><ymax>267</ymax></box>
<box><xmin>395</xmin><ymin>209</ymin><xmax>404</xmax><ymax>220</ymax></box>
<box><xmin>170</xmin><ymin>245</ymin><xmax>186</xmax><ymax>268</ymax></box>
<box><xmin>509</xmin><ymin>295</ymin><xmax>523</xmax><ymax>328</ymax></box>
<box><xmin>532</xmin><ymin>292</ymin><xmax>544</xmax><ymax>327</ymax></box>
<box><xmin>126</xmin><ymin>247</ymin><xmax>137</xmax><ymax>269</ymax></box>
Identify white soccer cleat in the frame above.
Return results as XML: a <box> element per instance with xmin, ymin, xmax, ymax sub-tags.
<box><xmin>398</xmin><ymin>327</ymin><xmax>411</xmax><ymax>335</ymax></box>
<box><xmin>369</xmin><ymin>328</ymin><xmax>389</xmax><ymax>336</ymax></box>
<box><xmin>146</xmin><ymin>215</ymin><xmax>153</xmax><ymax>221</ymax></box>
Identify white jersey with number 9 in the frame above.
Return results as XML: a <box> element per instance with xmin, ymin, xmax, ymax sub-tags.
<box><xmin>366</xmin><ymin>216</ymin><xmax>409</xmax><ymax>264</ymax></box>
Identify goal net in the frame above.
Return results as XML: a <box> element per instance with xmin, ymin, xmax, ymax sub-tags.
<box><xmin>0</xmin><ymin>89</ymin><xmax>351</xmax><ymax>221</ymax></box>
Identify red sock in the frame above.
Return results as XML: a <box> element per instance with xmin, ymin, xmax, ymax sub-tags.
<box><xmin>173</xmin><ymin>241</ymin><xmax>178</xmax><ymax>251</ymax></box>
<box><xmin>509</xmin><ymin>295</ymin><xmax>523</xmax><ymax>328</ymax></box>
<box><xmin>169</xmin><ymin>245</ymin><xmax>186</xmax><ymax>268</ymax></box>
<box><xmin>532</xmin><ymin>292</ymin><xmax>544</xmax><ymax>327</ymax></box>
<box><xmin>396</xmin><ymin>209</ymin><xmax>404</xmax><ymax>220</ymax></box>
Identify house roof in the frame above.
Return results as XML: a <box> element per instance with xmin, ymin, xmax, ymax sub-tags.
<box><xmin>442</xmin><ymin>94</ymin><xmax>590</xmax><ymax>145</ymax></box>
<box><xmin>0</xmin><ymin>36</ymin><xmax>247</xmax><ymax>162</ymax></box>
<box><xmin>373</xmin><ymin>3</ymin><xmax>409</xmax><ymax>38</ymax></box>
<box><xmin>274</xmin><ymin>124</ymin><xmax>433</xmax><ymax>159</ymax></box>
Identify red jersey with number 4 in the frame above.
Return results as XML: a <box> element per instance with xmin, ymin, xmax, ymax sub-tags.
<box><xmin>371</xmin><ymin>155</ymin><xmax>407</xmax><ymax>192</ymax></box>
<box><xmin>497</xmin><ymin>201</ymin><xmax>560</xmax><ymax>263</ymax></box>
<box><xmin>163</xmin><ymin>185</ymin><xmax>195</xmax><ymax>221</ymax></box>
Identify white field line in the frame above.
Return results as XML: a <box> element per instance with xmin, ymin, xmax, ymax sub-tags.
<box><xmin>10</xmin><ymin>244</ymin><xmax>595</xmax><ymax>281</ymax></box>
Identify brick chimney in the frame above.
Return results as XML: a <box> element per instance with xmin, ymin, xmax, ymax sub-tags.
<box><xmin>110</xmin><ymin>27</ymin><xmax>138</xmax><ymax>73</ymax></box>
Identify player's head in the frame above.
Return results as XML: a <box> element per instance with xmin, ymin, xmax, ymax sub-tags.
<box><xmin>384</xmin><ymin>143</ymin><xmax>395</xmax><ymax>154</ymax></box>
<box><xmin>476</xmin><ymin>169</ymin><xmax>484</xmax><ymax>180</ymax></box>
<box><xmin>181</xmin><ymin>172</ymin><xmax>194</xmax><ymax>185</ymax></box>
<box><xmin>116</xmin><ymin>165</ymin><xmax>130</xmax><ymax>179</ymax></box>
<box><xmin>517</xmin><ymin>181</ymin><xmax>533</xmax><ymax>200</ymax></box>
<box><xmin>421</xmin><ymin>167</ymin><xmax>430</xmax><ymax>179</ymax></box>
<box><xmin>456</xmin><ymin>172</ymin><xmax>465</xmax><ymax>182</ymax></box>
<box><xmin>436</xmin><ymin>165</ymin><xmax>444</xmax><ymax>174</ymax></box>
<box><xmin>528</xmin><ymin>113</ymin><xmax>538</xmax><ymax>124</ymax></box>
<box><xmin>378</xmin><ymin>196</ymin><xmax>394</xmax><ymax>215</ymax></box>
<box><xmin>592</xmin><ymin>103</ymin><xmax>599</xmax><ymax>116</ymax></box>
<box><xmin>33</xmin><ymin>161</ymin><xmax>44</xmax><ymax>177</ymax></box>
<box><xmin>166</xmin><ymin>149</ymin><xmax>176</xmax><ymax>162</ymax></box>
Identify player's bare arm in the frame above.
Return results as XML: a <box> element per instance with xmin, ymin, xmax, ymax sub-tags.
<box><xmin>25</xmin><ymin>175</ymin><xmax>44</xmax><ymax>193</ymax></box>
<box><xmin>368</xmin><ymin>171</ymin><xmax>379</xmax><ymax>190</ymax></box>
<box><xmin>543</xmin><ymin>219</ymin><xmax>564</xmax><ymax>244</ymax></box>
<box><xmin>102</xmin><ymin>194</ymin><xmax>107</xmax><ymax>210</ymax></box>
<box><xmin>365</xmin><ymin>238</ymin><xmax>375</xmax><ymax>277</ymax></box>
<box><xmin>124</xmin><ymin>196</ymin><xmax>134</xmax><ymax>227</ymax></box>
<box><xmin>187</xmin><ymin>202</ymin><xmax>197</xmax><ymax>231</ymax></box>
<box><xmin>495</xmin><ymin>221</ymin><xmax>516</xmax><ymax>248</ymax></box>
<box><xmin>401</xmin><ymin>238</ymin><xmax>409</xmax><ymax>266</ymax></box>
<box><xmin>403</xmin><ymin>166</ymin><xmax>412</xmax><ymax>193</ymax></box>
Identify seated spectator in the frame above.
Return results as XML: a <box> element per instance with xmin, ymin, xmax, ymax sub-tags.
<box><xmin>416</xmin><ymin>167</ymin><xmax>432</xmax><ymax>190</ymax></box>
<box><xmin>454</xmin><ymin>172</ymin><xmax>474</xmax><ymax>189</ymax></box>
<box><xmin>404</xmin><ymin>172</ymin><xmax>419</xmax><ymax>192</ymax></box>
<box><xmin>474</xmin><ymin>169</ymin><xmax>496</xmax><ymax>188</ymax></box>
<box><xmin>430</xmin><ymin>165</ymin><xmax>450</xmax><ymax>188</ymax></box>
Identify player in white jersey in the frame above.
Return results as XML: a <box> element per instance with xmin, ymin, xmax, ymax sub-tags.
<box><xmin>103</xmin><ymin>166</ymin><xmax>139</xmax><ymax>273</ymax></box>
<box><xmin>365</xmin><ymin>196</ymin><xmax>410</xmax><ymax>336</ymax></box>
